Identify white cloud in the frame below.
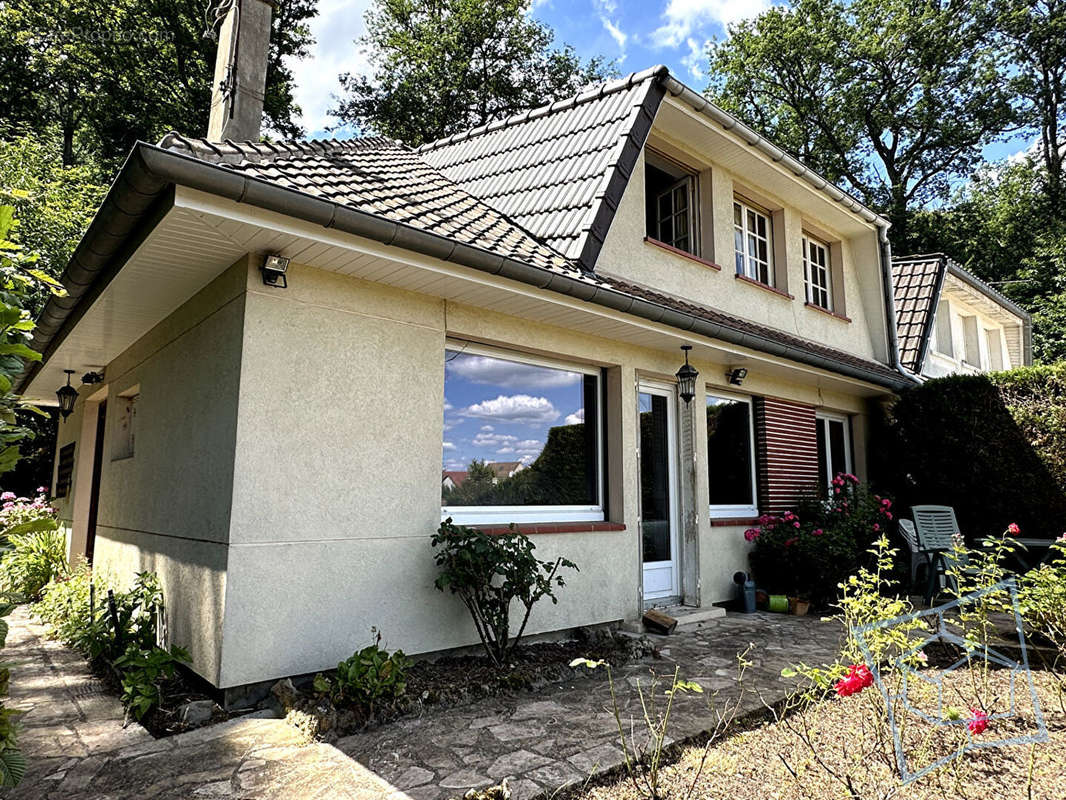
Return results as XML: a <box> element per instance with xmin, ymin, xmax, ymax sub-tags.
<box><xmin>515</xmin><ymin>439</ymin><xmax>542</xmax><ymax>450</ymax></box>
<box><xmin>496</xmin><ymin>447</ymin><xmax>515</xmax><ymax>454</ymax></box>
<box><xmin>285</xmin><ymin>0</ymin><xmax>373</xmax><ymax>136</ymax></box>
<box><xmin>564</xmin><ymin>408</ymin><xmax>585</xmax><ymax>425</ymax></box>
<box><xmin>593</xmin><ymin>0</ymin><xmax>627</xmax><ymax>51</ymax></box>
<box><xmin>652</xmin><ymin>0</ymin><xmax>771</xmax><ymax>49</ymax></box>
<box><xmin>681</xmin><ymin>37</ymin><xmax>711</xmax><ymax>80</ymax></box>
<box><xmin>442</xmin><ymin>441</ymin><xmax>455</xmax><ymax>450</ymax></box>
<box><xmin>461</xmin><ymin>394</ymin><xmax>560</xmax><ymax>424</ymax></box>
<box><xmin>480</xmin><ymin>425</ymin><xmax>494</xmax><ymax>432</ymax></box>
<box><xmin>447</xmin><ymin>355</ymin><xmax>581</xmax><ymax>389</ymax></box>
<box><xmin>473</xmin><ymin>432</ymin><xmax>518</xmax><ymax>447</ymax></box>
<box><xmin>443</xmin><ymin>399</ymin><xmax>453</xmax><ymax>411</ymax></box>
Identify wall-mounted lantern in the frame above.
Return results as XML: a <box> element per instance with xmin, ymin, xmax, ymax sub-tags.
<box><xmin>675</xmin><ymin>345</ymin><xmax>698</xmax><ymax>404</ymax></box>
<box><xmin>56</xmin><ymin>370</ymin><xmax>78</xmax><ymax>420</ymax></box>
<box><xmin>81</xmin><ymin>371</ymin><xmax>104</xmax><ymax>385</ymax></box>
<box><xmin>727</xmin><ymin>366</ymin><xmax>749</xmax><ymax>386</ymax></box>
<box><xmin>260</xmin><ymin>253</ymin><xmax>290</xmax><ymax>288</ymax></box>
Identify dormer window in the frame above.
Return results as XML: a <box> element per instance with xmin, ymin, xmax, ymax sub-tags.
<box><xmin>733</xmin><ymin>199</ymin><xmax>773</xmax><ymax>285</ymax></box>
<box><xmin>802</xmin><ymin>235</ymin><xmax>832</xmax><ymax>310</ymax></box>
<box><xmin>645</xmin><ymin>152</ymin><xmax>697</xmax><ymax>255</ymax></box>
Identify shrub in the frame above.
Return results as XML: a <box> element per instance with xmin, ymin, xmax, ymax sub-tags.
<box><xmin>313</xmin><ymin>632</ymin><xmax>412</xmax><ymax>712</ymax></box>
<box><xmin>746</xmin><ymin>474</ymin><xmax>894</xmax><ymax>607</ymax></box>
<box><xmin>0</xmin><ymin>593</ymin><xmax>24</xmax><ymax>787</ymax></box>
<box><xmin>1019</xmin><ymin>538</ymin><xmax>1066</xmax><ymax>651</ymax></box>
<box><xmin>0</xmin><ymin>488</ymin><xmax>56</xmax><ymax>543</ymax></box>
<box><xmin>871</xmin><ymin>366</ymin><xmax>1066</xmax><ymax>540</ymax></box>
<box><xmin>113</xmin><ymin>643</ymin><xmax>190</xmax><ymax>720</ymax></box>
<box><xmin>432</xmin><ymin>518</ymin><xmax>577</xmax><ymax>666</ymax></box>
<box><xmin>0</xmin><ymin>524</ymin><xmax>66</xmax><ymax>600</ymax></box>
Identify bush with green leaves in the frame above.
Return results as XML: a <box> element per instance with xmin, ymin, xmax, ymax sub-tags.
<box><xmin>313</xmin><ymin>632</ymin><xmax>412</xmax><ymax>713</ymax></box>
<box><xmin>746</xmin><ymin>474</ymin><xmax>895</xmax><ymax>607</ymax></box>
<box><xmin>0</xmin><ymin>523</ymin><xmax>66</xmax><ymax>600</ymax></box>
<box><xmin>432</xmin><ymin>518</ymin><xmax>577</xmax><ymax>666</ymax></box>
<box><xmin>1019</xmin><ymin>538</ymin><xmax>1066</xmax><ymax>651</ymax></box>
<box><xmin>113</xmin><ymin>642</ymin><xmax>190</xmax><ymax>721</ymax></box>
<box><xmin>0</xmin><ymin>593</ymin><xmax>24</xmax><ymax>787</ymax></box>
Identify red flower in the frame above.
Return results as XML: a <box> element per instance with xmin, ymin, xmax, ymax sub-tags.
<box><xmin>967</xmin><ymin>707</ymin><xmax>990</xmax><ymax>735</ymax></box>
<box><xmin>1007</xmin><ymin>522</ymin><xmax>1021</xmax><ymax>536</ymax></box>
<box><xmin>834</xmin><ymin>664</ymin><xmax>873</xmax><ymax>697</ymax></box>
<box><xmin>744</xmin><ymin>528</ymin><xmax>759</xmax><ymax>542</ymax></box>
<box><xmin>873</xmin><ymin>523</ymin><xmax>881</xmax><ymax>532</ymax></box>
<box><xmin>813</xmin><ymin>528</ymin><xmax>823</xmax><ymax>536</ymax></box>
<box><xmin>784</xmin><ymin>537</ymin><xmax>797</xmax><ymax>547</ymax></box>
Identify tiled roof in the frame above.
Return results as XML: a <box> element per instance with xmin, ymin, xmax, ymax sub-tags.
<box><xmin>891</xmin><ymin>255</ymin><xmax>945</xmax><ymax>372</ymax></box>
<box><xmin>418</xmin><ymin>67</ymin><xmax>667</xmax><ymax>269</ymax></box>
<box><xmin>160</xmin><ymin>134</ymin><xmax>579</xmax><ymax>275</ymax></box>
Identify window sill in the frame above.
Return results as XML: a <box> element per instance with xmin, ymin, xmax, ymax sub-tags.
<box><xmin>709</xmin><ymin>517</ymin><xmax>760</xmax><ymax>527</ymax></box>
<box><xmin>734</xmin><ymin>273</ymin><xmax>794</xmax><ymax>299</ymax></box>
<box><xmin>644</xmin><ymin>237</ymin><xmax>722</xmax><ymax>271</ymax></box>
<box><xmin>804</xmin><ymin>302</ymin><xmax>851</xmax><ymax>323</ymax></box>
<box><xmin>471</xmin><ymin>521</ymin><xmax>626</xmax><ymax>535</ymax></box>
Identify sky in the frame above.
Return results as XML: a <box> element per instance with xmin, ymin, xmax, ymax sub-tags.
<box><xmin>442</xmin><ymin>350</ymin><xmax>588</xmax><ymax>473</ymax></box>
<box><xmin>285</xmin><ymin>0</ymin><xmax>1032</xmax><ymax>171</ymax></box>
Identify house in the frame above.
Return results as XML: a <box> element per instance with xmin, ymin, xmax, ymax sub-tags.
<box><xmin>441</xmin><ymin>470</ymin><xmax>468</xmax><ymax>491</ymax></box>
<box><xmin>892</xmin><ymin>254</ymin><xmax>1032</xmax><ymax>378</ymax></box>
<box><xmin>19</xmin><ymin>3</ymin><xmax>913</xmax><ymax>696</ymax></box>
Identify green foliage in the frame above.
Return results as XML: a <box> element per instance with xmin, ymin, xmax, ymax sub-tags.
<box><xmin>746</xmin><ymin>475</ymin><xmax>895</xmax><ymax>607</ymax></box>
<box><xmin>0</xmin><ymin>594</ymin><xmax>23</xmax><ymax>786</ymax></box>
<box><xmin>313</xmin><ymin>633</ymin><xmax>412</xmax><ymax>712</ymax></box>
<box><xmin>431</xmin><ymin>518</ymin><xmax>577</xmax><ymax>666</ymax></box>
<box><xmin>872</xmin><ymin>366</ymin><xmax>1066</xmax><ymax>541</ymax></box>
<box><xmin>34</xmin><ymin>563</ymin><xmax>104</xmax><ymax>647</ymax></box>
<box><xmin>113</xmin><ymin>643</ymin><xmax>190</xmax><ymax>720</ymax></box>
<box><xmin>1018</xmin><ymin>539</ymin><xmax>1066</xmax><ymax>651</ymax></box>
<box><xmin>0</xmin><ymin>523</ymin><xmax>66</xmax><ymax>600</ymax></box>
<box><xmin>0</xmin><ymin>0</ymin><xmax>318</xmax><ymax>171</ymax></box>
<box><xmin>706</xmin><ymin>0</ymin><xmax>1015</xmax><ymax>243</ymax></box>
<box><xmin>332</xmin><ymin>0</ymin><xmax>615</xmax><ymax>146</ymax></box>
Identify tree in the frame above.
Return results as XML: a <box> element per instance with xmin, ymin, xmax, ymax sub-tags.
<box><xmin>997</xmin><ymin>0</ymin><xmax>1066</xmax><ymax>215</ymax></box>
<box><xmin>331</xmin><ymin>0</ymin><xmax>615</xmax><ymax>147</ymax></box>
<box><xmin>0</xmin><ymin>0</ymin><xmax>318</xmax><ymax>172</ymax></box>
<box><xmin>706</xmin><ymin>0</ymin><xmax>1016</xmax><ymax>246</ymax></box>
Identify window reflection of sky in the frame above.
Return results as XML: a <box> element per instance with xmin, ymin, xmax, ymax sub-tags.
<box><xmin>443</xmin><ymin>351</ymin><xmax>586</xmax><ymax>472</ymax></box>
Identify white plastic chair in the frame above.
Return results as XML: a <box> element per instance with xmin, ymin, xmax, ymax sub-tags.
<box><xmin>898</xmin><ymin>519</ymin><xmax>929</xmax><ymax>588</ymax></box>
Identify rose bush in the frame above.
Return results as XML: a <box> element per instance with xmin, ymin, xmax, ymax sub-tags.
<box><xmin>745</xmin><ymin>474</ymin><xmax>894</xmax><ymax>607</ymax></box>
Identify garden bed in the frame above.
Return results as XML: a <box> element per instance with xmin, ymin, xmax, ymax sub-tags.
<box><xmin>563</xmin><ymin>666</ymin><xmax>1064</xmax><ymax>800</ymax></box>
<box><xmin>278</xmin><ymin>628</ymin><xmax>656</xmax><ymax>740</ymax></box>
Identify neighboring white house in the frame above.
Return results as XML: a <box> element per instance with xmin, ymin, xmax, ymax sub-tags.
<box><xmin>892</xmin><ymin>254</ymin><xmax>1032</xmax><ymax>379</ymax></box>
<box><xmin>16</xmin><ymin>5</ymin><xmax>916</xmax><ymax>697</ymax></box>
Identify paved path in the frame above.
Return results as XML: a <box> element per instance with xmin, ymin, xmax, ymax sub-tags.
<box><xmin>4</xmin><ymin>607</ymin><xmax>838</xmax><ymax>799</ymax></box>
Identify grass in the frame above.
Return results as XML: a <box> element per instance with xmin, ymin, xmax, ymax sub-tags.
<box><xmin>569</xmin><ymin>668</ymin><xmax>1065</xmax><ymax>800</ymax></box>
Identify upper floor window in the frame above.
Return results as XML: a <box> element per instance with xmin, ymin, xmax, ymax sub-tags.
<box><xmin>961</xmin><ymin>315</ymin><xmax>981</xmax><ymax>367</ymax></box>
<box><xmin>985</xmin><ymin>329</ymin><xmax>1004</xmax><ymax>370</ymax></box>
<box><xmin>441</xmin><ymin>343</ymin><xmax>603</xmax><ymax>525</ymax></box>
<box><xmin>802</xmin><ymin>235</ymin><xmax>832</xmax><ymax>310</ymax></box>
<box><xmin>734</xmin><ymin>199</ymin><xmax>773</xmax><ymax>285</ymax></box>
<box><xmin>645</xmin><ymin>154</ymin><xmax>696</xmax><ymax>254</ymax></box>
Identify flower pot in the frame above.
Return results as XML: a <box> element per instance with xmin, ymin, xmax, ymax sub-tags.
<box><xmin>790</xmin><ymin>598</ymin><xmax>810</xmax><ymax>616</ymax></box>
<box><xmin>768</xmin><ymin>594</ymin><xmax>789</xmax><ymax>613</ymax></box>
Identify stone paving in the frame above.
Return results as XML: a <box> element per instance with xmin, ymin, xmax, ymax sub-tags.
<box><xmin>5</xmin><ymin>607</ymin><xmax>839</xmax><ymax>799</ymax></box>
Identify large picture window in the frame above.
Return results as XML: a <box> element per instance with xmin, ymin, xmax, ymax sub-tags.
<box><xmin>442</xmin><ymin>343</ymin><xmax>603</xmax><ymax>525</ymax></box>
<box><xmin>706</xmin><ymin>393</ymin><xmax>758</xmax><ymax>518</ymax></box>
<box><xmin>816</xmin><ymin>412</ymin><xmax>852</xmax><ymax>491</ymax></box>
<box><xmin>802</xmin><ymin>235</ymin><xmax>832</xmax><ymax>310</ymax></box>
<box><xmin>734</xmin><ymin>199</ymin><xmax>773</xmax><ymax>285</ymax></box>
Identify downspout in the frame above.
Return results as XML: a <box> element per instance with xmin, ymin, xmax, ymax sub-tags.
<box><xmin>876</xmin><ymin>221</ymin><xmax>918</xmax><ymax>384</ymax></box>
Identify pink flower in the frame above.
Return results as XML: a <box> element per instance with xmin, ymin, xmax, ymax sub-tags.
<box><xmin>881</xmin><ymin>498</ymin><xmax>892</xmax><ymax>508</ymax></box>
<box><xmin>1007</xmin><ymin>523</ymin><xmax>1020</xmax><ymax>536</ymax></box>
<box><xmin>784</xmin><ymin>537</ymin><xmax>797</xmax><ymax>547</ymax></box>
<box><xmin>885</xmin><ymin>512</ymin><xmax>893</xmax><ymax>520</ymax></box>
<box><xmin>0</xmin><ymin>492</ymin><xmax>13</xmax><ymax>501</ymax></box>
<box><xmin>793</xmin><ymin>521</ymin><xmax>800</xmax><ymax>528</ymax></box>
<box><xmin>744</xmin><ymin>528</ymin><xmax>759</xmax><ymax>542</ymax></box>
<box><xmin>834</xmin><ymin>488</ymin><xmax>841</xmax><ymax>495</ymax></box>
<box><xmin>873</xmin><ymin>523</ymin><xmax>881</xmax><ymax>532</ymax></box>
<box><xmin>813</xmin><ymin>528</ymin><xmax>823</xmax><ymax>536</ymax></box>
<box><xmin>36</xmin><ymin>486</ymin><xmax>49</xmax><ymax>495</ymax></box>
<box><xmin>967</xmin><ymin>708</ymin><xmax>989</xmax><ymax>735</ymax></box>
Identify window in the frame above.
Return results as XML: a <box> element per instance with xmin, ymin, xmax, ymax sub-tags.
<box><xmin>961</xmin><ymin>315</ymin><xmax>981</xmax><ymax>367</ymax></box>
<box><xmin>112</xmin><ymin>386</ymin><xmax>139</xmax><ymax>461</ymax></box>
<box><xmin>816</xmin><ymin>413</ymin><xmax>852</xmax><ymax>491</ymax></box>
<box><xmin>734</xmin><ymin>199</ymin><xmax>773</xmax><ymax>285</ymax></box>
<box><xmin>441</xmin><ymin>343</ymin><xmax>603</xmax><ymax>525</ymax></box>
<box><xmin>55</xmin><ymin>443</ymin><xmax>75</xmax><ymax>498</ymax></box>
<box><xmin>802</xmin><ymin>235</ymin><xmax>832</xmax><ymax>310</ymax></box>
<box><xmin>985</xmin><ymin>329</ymin><xmax>1004</xmax><ymax>371</ymax></box>
<box><xmin>706</xmin><ymin>393</ymin><xmax>757</xmax><ymax>517</ymax></box>
<box><xmin>934</xmin><ymin>300</ymin><xmax>954</xmax><ymax>357</ymax></box>
<box><xmin>645</xmin><ymin>155</ymin><xmax>696</xmax><ymax>254</ymax></box>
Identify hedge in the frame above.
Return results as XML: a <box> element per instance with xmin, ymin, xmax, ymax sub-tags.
<box><xmin>871</xmin><ymin>364</ymin><xmax>1066</xmax><ymax>542</ymax></box>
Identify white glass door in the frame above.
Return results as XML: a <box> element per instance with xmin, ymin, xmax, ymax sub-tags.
<box><xmin>638</xmin><ymin>383</ymin><xmax>680</xmax><ymax>602</ymax></box>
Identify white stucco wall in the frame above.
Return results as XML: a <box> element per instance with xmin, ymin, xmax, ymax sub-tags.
<box><xmin>924</xmin><ymin>288</ymin><xmax>1022</xmax><ymax>378</ymax></box>
<box><xmin>50</xmin><ymin>260</ymin><xmax>247</xmax><ymax>685</ymax></box>
<box><xmin>597</xmin><ymin>149</ymin><xmax>889</xmax><ymax>363</ymax></box>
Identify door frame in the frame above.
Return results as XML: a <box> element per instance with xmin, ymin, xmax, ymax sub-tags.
<box><xmin>637</xmin><ymin>379</ymin><xmax>682</xmax><ymax>605</ymax></box>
